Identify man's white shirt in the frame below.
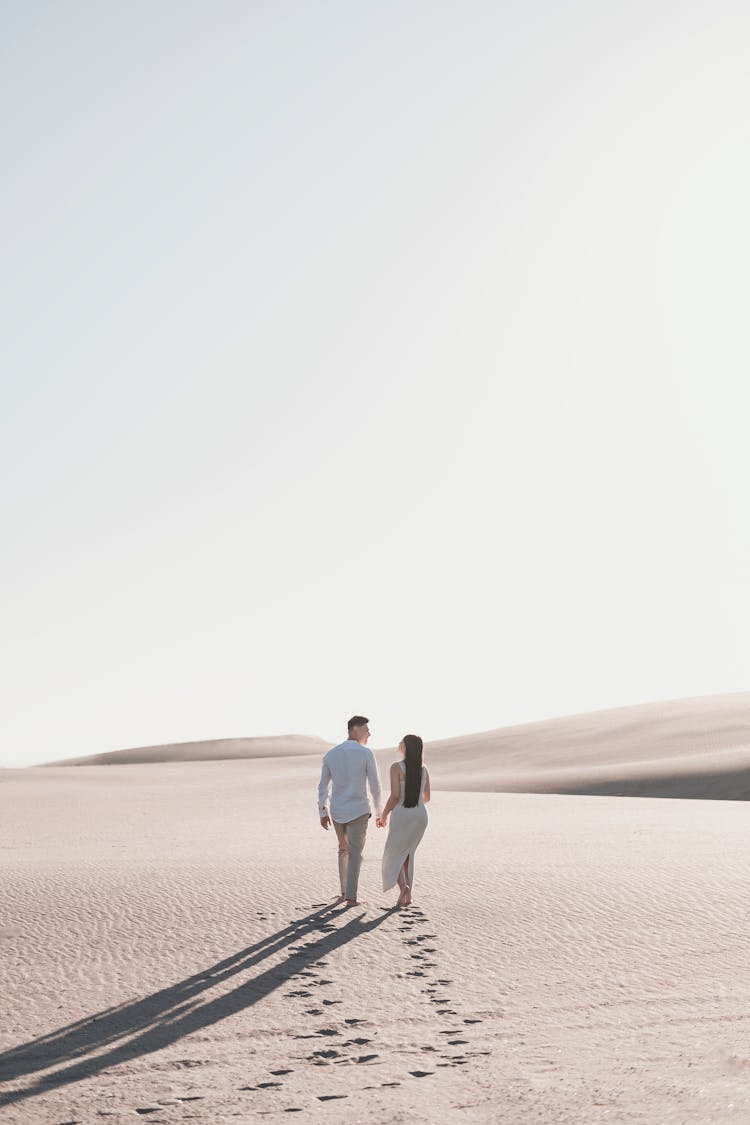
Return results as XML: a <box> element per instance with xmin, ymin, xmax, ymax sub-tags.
<box><xmin>318</xmin><ymin>739</ymin><xmax>383</xmax><ymax>823</ymax></box>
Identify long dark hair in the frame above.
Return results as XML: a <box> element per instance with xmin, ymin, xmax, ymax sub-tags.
<box><xmin>402</xmin><ymin>734</ymin><xmax>424</xmax><ymax>808</ymax></box>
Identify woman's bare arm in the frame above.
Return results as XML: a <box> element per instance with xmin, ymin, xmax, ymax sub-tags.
<box><xmin>379</xmin><ymin>763</ymin><xmax>402</xmax><ymax>823</ymax></box>
<box><xmin>423</xmin><ymin>769</ymin><xmax>431</xmax><ymax>804</ymax></box>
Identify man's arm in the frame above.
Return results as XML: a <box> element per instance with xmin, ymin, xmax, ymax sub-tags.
<box><xmin>318</xmin><ymin>758</ymin><xmax>332</xmax><ymax>827</ymax></box>
<box><xmin>366</xmin><ymin>748</ymin><xmax>383</xmax><ymax>821</ymax></box>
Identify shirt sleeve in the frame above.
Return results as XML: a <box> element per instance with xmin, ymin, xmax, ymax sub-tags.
<box><xmin>366</xmin><ymin>749</ymin><xmax>382</xmax><ymax>818</ymax></box>
<box><xmin>318</xmin><ymin>758</ymin><xmax>331</xmax><ymax>818</ymax></box>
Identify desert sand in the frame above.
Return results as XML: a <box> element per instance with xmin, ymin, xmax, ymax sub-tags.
<box><xmin>2</xmin><ymin>692</ymin><xmax>750</xmax><ymax>1123</ymax></box>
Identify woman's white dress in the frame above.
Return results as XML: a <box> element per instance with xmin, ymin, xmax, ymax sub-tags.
<box><xmin>381</xmin><ymin>761</ymin><xmax>429</xmax><ymax>891</ymax></box>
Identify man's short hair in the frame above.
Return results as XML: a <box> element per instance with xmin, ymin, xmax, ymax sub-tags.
<box><xmin>348</xmin><ymin>715</ymin><xmax>369</xmax><ymax>734</ymax></box>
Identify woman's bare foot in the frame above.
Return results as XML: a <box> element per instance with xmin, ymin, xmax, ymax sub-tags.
<box><xmin>397</xmin><ymin>884</ymin><xmax>411</xmax><ymax>908</ymax></box>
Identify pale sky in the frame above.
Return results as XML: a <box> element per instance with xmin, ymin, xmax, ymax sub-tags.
<box><xmin>2</xmin><ymin>1</ymin><xmax>749</xmax><ymax>768</ymax></box>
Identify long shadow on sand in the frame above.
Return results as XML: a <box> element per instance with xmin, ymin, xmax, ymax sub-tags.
<box><xmin>0</xmin><ymin>900</ymin><xmax>393</xmax><ymax>1110</ymax></box>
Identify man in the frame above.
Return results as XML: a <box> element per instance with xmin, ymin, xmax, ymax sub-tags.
<box><xmin>318</xmin><ymin>715</ymin><xmax>383</xmax><ymax>906</ymax></box>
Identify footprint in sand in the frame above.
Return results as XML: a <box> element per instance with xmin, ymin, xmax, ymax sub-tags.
<box><xmin>409</xmin><ymin>1070</ymin><xmax>434</xmax><ymax>1078</ymax></box>
<box><xmin>318</xmin><ymin>1094</ymin><xmax>347</xmax><ymax>1101</ymax></box>
<box><xmin>294</xmin><ymin>1027</ymin><xmax>340</xmax><ymax>1040</ymax></box>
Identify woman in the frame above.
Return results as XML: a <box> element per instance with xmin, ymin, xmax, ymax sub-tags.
<box><xmin>379</xmin><ymin>734</ymin><xmax>430</xmax><ymax>907</ymax></box>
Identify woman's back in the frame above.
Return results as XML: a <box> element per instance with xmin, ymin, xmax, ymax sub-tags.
<box><xmin>397</xmin><ymin>760</ymin><xmax>427</xmax><ymax>807</ymax></box>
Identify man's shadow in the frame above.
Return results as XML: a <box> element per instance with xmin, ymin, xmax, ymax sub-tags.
<box><xmin>0</xmin><ymin>900</ymin><xmax>394</xmax><ymax>1111</ymax></box>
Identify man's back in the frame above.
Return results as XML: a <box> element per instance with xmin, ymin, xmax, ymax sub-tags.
<box><xmin>319</xmin><ymin>738</ymin><xmax>382</xmax><ymax>825</ymax></box>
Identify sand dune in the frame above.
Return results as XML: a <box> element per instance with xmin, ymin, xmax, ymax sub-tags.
<box><xmin>416</xmin><ymin>690</ymin><xmax>750</xmax><ymax>800</ymax></box>
<box><xmin>43</xmin><ymin>734</ymin><xmax>331</xmax><ymax>767</ymax></box>
<box><xmin>426</xmin><ymin>690</ymin><xmax>750</xmax><ymax>772</ymax></box>
<box><xmin>42</xmin><ymin>691</ymin><xmax>750</xmax><ymax>801</ymax></box>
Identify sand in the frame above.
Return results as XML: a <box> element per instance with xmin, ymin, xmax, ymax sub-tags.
<box><xmin>44</xmin><ymin>690</ymin><xmax>750</xmax><ymax>800</ymax></box>
<box><xmin>2</xmin><ymin>693</ymin><xmax>750</xmax><ymax>1122</ymax></box>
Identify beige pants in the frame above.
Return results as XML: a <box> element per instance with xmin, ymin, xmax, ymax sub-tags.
<box><xmin>332</xmin><ymin>813</ymin><xmax>370</xmax><ymax>900</ymax></box>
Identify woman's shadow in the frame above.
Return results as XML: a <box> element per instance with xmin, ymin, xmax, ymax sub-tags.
<box><xmin>0</xmin><ymin>900</ymin><xmax>394</xmax><ymax>1111</ymax></box>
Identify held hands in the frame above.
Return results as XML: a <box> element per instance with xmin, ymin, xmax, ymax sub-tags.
<box><xmin>376</xmin><ymin>815</ymin><xmax>388</xmax><ymax>829</ymax></box>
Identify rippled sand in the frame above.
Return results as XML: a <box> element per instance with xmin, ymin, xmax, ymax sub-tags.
<box><xmin>2</xmin><ymin>740</ymin><xmax>750</xmax><ymax>1122</ymax></box>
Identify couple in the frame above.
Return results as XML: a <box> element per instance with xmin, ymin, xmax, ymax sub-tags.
<box><xmin>318</xmin><ymin>715</ymin><xmax>430</xmax><ymax>908</ymax></box>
